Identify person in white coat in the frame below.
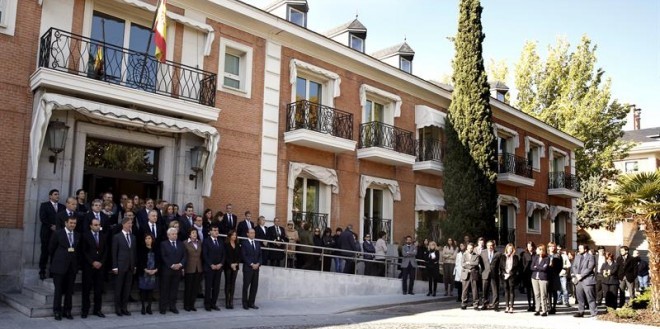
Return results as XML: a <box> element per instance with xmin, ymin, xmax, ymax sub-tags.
<box><xmin>453</xmin><ymin>243</ymin><xmax>466</xmax><ymax>302</ymax></box>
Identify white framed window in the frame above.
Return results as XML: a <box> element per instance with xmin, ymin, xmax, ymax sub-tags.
<box><xmin>350</xmin><ymin>34</ymin><xmax>365</xmax><ymax>52</ymax></box>
<box><xmin>525</xmin><ymin>136</ymin><xmax>544</xmax><ymax>171</ymax></box>
<box><xmin>218</xmin><ymin>38</ymin><xmax>253</xmax><ymax>98</ymax></box>
<box><xmin>625</xmin><ymin>161</ymin><xmax>639</xmax><ymax>173</ymax></box>
<box><xmin>499</xmin><ymin>205</ymin><xmax>517</xmax><ymax>245</ymax></box>
<box><xmin>527</xmin><ymin>211</ymin><xmax>541</xmax><ymax>234</ymax></box>
<box><xmin>496</xmin><ymin>92</ymin><xmax>506</xmax><ymax>102</ymax></box>
<box><xmin>289</xmin><ymin>59</ymin><xmax>340</xmax><ymax>107</ymax></box>
<box><xmin>400</xmin><ymin>57</ymin><xmax>412</xmax><ymax>73</ymax></box>
<box><xmin>364</xmin><ymin>188</ymin><xmax>393</xmax><ymax>244</ymax></box>
<box><xmin>495</xmin><ymin>124</ymin><xmax>519</xmax><ymax>155</ymax></box>
<box><xmin>287</xmin><ymin>6</ymin><xmax>306</xmax><ymax>27</ymax></box>
<box><xmin>359</xmin><ymin>84</ymin><xmax>402</xmax><ymax>126</ymax></box>
<box><xmin>0</xmin><ymin>0</ymin><xmax>17</xmax><ymax>36</ymax></box>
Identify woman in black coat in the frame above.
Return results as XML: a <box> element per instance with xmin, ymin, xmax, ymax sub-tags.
<box><xmin>223</xmin><ymin>230</ymin><xmax>241</xmax><ymax>309</ymax></box>
<box><xmin>137</xmin><ymin>233</ymin><xmax>160</xmax><ymax>314</ymax></box>
<box><xmin>500</xmin><ymin>243</ymin><xmax>520</xmax><ymax>313</ymax></box>
<box><xmin>600</xmin><ymin>252</ymin><xmax>619</xmax><ymax>309</ymax></box>
<box><xmin>425</xmin><ymin>241</ymin><xmax>441</xmax><ymax>296</ymax></box>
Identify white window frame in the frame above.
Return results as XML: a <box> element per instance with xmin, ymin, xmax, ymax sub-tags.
<box><xmin>349</xmin><ymin>34</ymin><xmax>365</xmax><ymax>52</ymax></box>
<box><xmin>218</xmin><ymin>38</ymin><xmax>253</xmax><ymax>98</ymax></box>
<box><xmin>400</xmin><ymin>57</ymin><xmax>412</xmax><ymax>73</ymax></box>
<box><xmin>527</xmin><ymin>211</ymin><xmax>541</xmax><ymax>234</ymax></box>
<box><xmin>290</xmin><ymin>59</ymin><xmax>340</xmax><ymax>107</ymax></box>
<box><xmin>549</xmin><ymin>146</ymin><xmax>569</xmax><ymax>173</ymax></box>
<box><xmin>625</xmin><ymin>161</ymin><xmax>639</xmax><ymax>173</ymax></box>
<box><xmin>287</xmin><ymin>6</ymin><xmax>306</xmax><ymax>27</ymax></box>
<box><xmin>525</xmin><ymin>136</ymin><xmax>545</xmax><ymax>171</ymax></box>
<box><xmin>495</xmin><ymin>124</ymin><xmax>519</xmax><ymax>155</ymax></box>
<box><xmin>359</xmin><ymin>84</ymin><xmax>402</xmax><ymax>125</ymax></box>
<box><xmin>363</xmin><ymin>187</ymin><xmax>394</xmax><ymax>244</ymax></box>
<box><xmin>499</xmin><ymin>204</ymin><xmax>516</xmax><ymax>230</ymax></box>
<box><xmin>0</xmin><ymin>0</ymin><xmax>17</xmax><ymax>36</ymax></box>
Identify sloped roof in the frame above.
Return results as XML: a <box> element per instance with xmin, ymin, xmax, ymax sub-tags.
<box><xmin>371</xmin><ymin>41</ymin><xmax>415</xmax><ymax>59</ymax></box>
<box><xmin>325</xmin><ymin>18</ymin><xmax>367</xmax><ymax>38</ymax></box>
<box><xmin>488</xmin><ymin>80</ymin><xmax>509</xmax><ymax>90</ymax></box>
<box><xmin>622</xmin><ymin>127</ymin><xmax>660</xmax><ymax>143</ymax></box>
<box><xmin>264</xmin><ymin>0</ymin><xmax>308</xmax><ymax>12</ymax></box>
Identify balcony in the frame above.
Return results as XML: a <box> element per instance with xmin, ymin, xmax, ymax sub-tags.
<box><xmin>284</xmin><ymin>100</ymin><xmax>356</xmax><ymax>153</ymax></box>
<box><xmin>31</xmin><ymin>28</ymin><xmax>219</xmax><ymax>122</ymax></box>
<box><xmin>548</xmin><ymin>172</ymin><xmax>582</xmax><ymax>198</ymax></box>
<box><xmin>497</xmin><ymin>152</ymin><xmax>535</xmax><ymax>187</ymax></box>
<box><xmin>357</xmin><ymin>121</ymin><xmax>417</xmax><ymax>166</ymax></box>
<box><xmin>413</xmin><ymin>138</ymin><xmax>444</xmax><ymax>175</ymax></box>
<box><xmin>363</xmin><ymin>217</ymin><xmax>393</xmax><ymax>244</ymax></box>
<box><xmin>498</xmin><ymin>228</ymin><xmax>516</xmax><ymax>246</ymax></box>
<box><xmin>292</xmin><ymin>211</ymin><xmax>329</xmax><ymax>229</ymax></box>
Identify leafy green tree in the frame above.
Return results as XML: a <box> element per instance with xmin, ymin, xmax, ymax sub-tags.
<box><xmin>603</xmin><ymin>171</ymin><xmax>660</xmax><ymax>312</ymax></box>
<box><xmin>487</xmin><ymin>58</ymin><xmax>510</xmax><ymax>103</ymax></box>
<box><xmin>442</xmin><ymin>0</ymin><xmax>498</xmax><ymax>242</ymax></box>
<box><xmin>576</xmin><ymin>175</ymin><xmax>609</xmax><ymax>229</ymax></box>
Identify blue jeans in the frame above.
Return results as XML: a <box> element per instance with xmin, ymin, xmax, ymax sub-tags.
<box><xmin>559</xmin><ymin>276</ymin><xmax>569</xmax><ymax>304</ymax></box>
<box><xmin>334</xmin><ymin>258</ymin><xmax>344</xmax><ymax>273</ymax></box>
<box><xmin>638</xmin><ymin>275</ymin><xmax>649</xmax><ymax>291</ymax></box>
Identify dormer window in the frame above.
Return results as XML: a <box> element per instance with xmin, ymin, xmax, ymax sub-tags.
<box><xmin>496</xmin><ymin>91</ymin><xmax>506</xmax><ymax>102</ymax></box>
<box><xmin>288</xmin><ymin>6</ymin><xmax>306</xmax><ymax>27</ymax></box>
<box><xmin>350</xmin><ymin>34</ymin><xmax>364</xmax><ymax>52</ymax></box>
<box><xmin>400</xmin><ymin>57</ymin><xmax>412</xmax><ymax>74</ymax></box>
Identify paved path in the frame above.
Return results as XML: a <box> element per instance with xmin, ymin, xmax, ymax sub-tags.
<box><xmin>1</xmin><ymin>293</ymin><xmax>655</xmax><ymax>329</ymax></box>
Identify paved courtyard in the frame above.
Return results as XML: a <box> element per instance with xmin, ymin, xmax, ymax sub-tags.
<box><xmin>1</xmin><ymin>294</ymin><xmax>655</xmax><ymax>329</ymax></box>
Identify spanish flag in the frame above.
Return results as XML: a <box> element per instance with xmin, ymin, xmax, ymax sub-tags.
<box><xmin>93</xmin><ymin>46</ymin><xmax>103</xmax><ymax>75</ymax></box>
<box><xmin>153</xmin><ymin>0</ymin><xmax>167</xmax><ymax>63</ymax></box>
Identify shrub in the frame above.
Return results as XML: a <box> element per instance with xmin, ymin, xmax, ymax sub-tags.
<box><xmin>629</xmin><ymin>289</ymin><xmax>651</xmax><ymax>310</ymax></box>
<box><xmin>611</xmin><ymin>306</ymin><xmax>638</xmax><ymax>319</ymax></box>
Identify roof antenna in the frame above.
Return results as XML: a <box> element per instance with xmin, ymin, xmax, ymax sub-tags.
<box><xmin>355</xmin><ymin>9</ymin><xmax>359</xmax><ymax>19</ymax></box>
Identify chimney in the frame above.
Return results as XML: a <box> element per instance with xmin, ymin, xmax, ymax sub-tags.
<box><xmin>633</xmin><ymin>107</ymin><xmax>641</xmax><ymax>130</ymax></box>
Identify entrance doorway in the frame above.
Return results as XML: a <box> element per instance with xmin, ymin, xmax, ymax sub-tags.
<box><xmin>83</xmin><ymin>138</ymin><xmax>162</xmax><ymax>201</ymax></box>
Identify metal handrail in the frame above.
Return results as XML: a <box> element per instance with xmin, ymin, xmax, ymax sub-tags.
<box><xmin>38</xmin><ymin>27</ymin><xmax>217</xmax><ymax>106</ymax></box>
<box><xmin>417</xmin><ymin>138</ymin><xmax>443</xmax><ymax>162</ymax></box>
<box><xmin>291</xmin><ymin>211</ymin><xmax>328</xmax><ymax>229</ymax></box>
<box><xmin>285</xmin><ymin>100</ymin><xmax>354</xmax><ymax>140</ymax></box>
<box><xmin>359</xmin><ymin>121</ymin><xmax>417</xmax><ymax>156</ymax></box>
<box><xmin>548</xmin><ymin>171</ymin><xmax>580</xmax><ymax>191</ymax></box>
<box><xmin>498</xmin><ymin>152</ymin><xmax>533</xmax><ymax>178</ymax></box>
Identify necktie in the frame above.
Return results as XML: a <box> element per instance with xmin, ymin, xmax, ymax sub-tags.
<box><xmin>171</xmin><ymin>241</ymin><xmax>176</xmax><ymax>249</ymax></box>
<box><xmin>247</xmin><ymin>221</ymin><xmax>251</xmax><ymax>229</ymax></box>
<box><xmin>489</xmin><ymin>252</ymin><xmax>492</xmax><ymax>262</ymax></box>
<box><xmin>53</xmin><ymin>202</ymin><xmax>58</xmax><ymax>212</ymax></box>
<box><xmin>125</xmin><ymin>233</ymin><xmax>131</xmax><ymax>247</ymax></box>
<box><xmin>151</xmin><ymin>223</ymin><xmax>156</xmax><ymax>238</ymax></box>
<box><xmin>67</xmin><ymin>210</ymin><xmax>72</xmax><ymax>217</ymax></box>
<box><xmin>251</xmin><ymin>240</ymin><xmax>255</xmax><ymax>249</ymax></box>
<box><xmin>213</xmin><ymin>239</ymin><xmax>218</xmax><ymax>247</ymax></box>
<box><xmin>68</xmin><ymin>232</ymin><xmax>73</xmax><ymax>246</ymax></box>
<box><xmin>94</xmin><ymin>232</ymin><xmax>99</xmax><ymax>247</ymax></box>
<box><xmin>276</xmin><ymin>226</ymin><xmax>280</xmax><ymax>236</ymax></box>
<box><xmin>95</xmin><ymin>212</ymin><xmax>100</xmax><ymax>220</ymax></box>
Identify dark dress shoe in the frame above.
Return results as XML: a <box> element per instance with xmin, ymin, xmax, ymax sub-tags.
<box><xmin>226</xmin><ymin>305</ymin><xmax>234</xmax><ymax>309</ymax></box>
<box><xmin>548</xmin><ymin>308</ymin><xmax>556</xmax><ymax>314</ymax></box>
<box><xmin>527</xmin><ymin>306</ymin><xmax>535</xmax><ymax>312</ymax></box>
<box><xmin>573</xmin><ymin>312</ymin><xmax>584</xmax><ymax>318</ymax></box>
<box><xmin>534</xmin><ymin>311</ymin><xmax>540</xmax><ymax>316</ymax></box>
<box><xmin>205</xmin><ymin>307</ymin><xmax>212</xmax><ymax>311</ymax></box>
<box><xmin>93</xmin><ymin>311</ymin><xmax>105</xmax><ymax>318</ymax></box>
<box><xmin>128</xmin><ymin>296</ymin><xmax>137</xmax><ymax>302</ymax></box>
<box><xmin>461</xmin><ymin>306</ymin><xmax>467</xmax><ymax>310</ymax></box>
<box><xmin>191</xmin><ymin>307</ymin><xmax>197</xmax><ymax>312</ymax></box>
<box><xmin>122</xmin><ymin>310</ymin><xmax>131</xmax><ymax>316</ymax></box>
<box><xmin>197</xmin><ymin>293</ymin><xmax>205</xmax><ymax>299</ymax></box>
<box><xmin>249</xmin><ymin>305</ymin><xmax>259</xmax><ymax>309</ymax></box>
<box><xmin>541</xmin><ymin>312</ymin><xmax>547</xmax><ymax>317</ymax></box>
<box><xmin>432</xmin><ymin>292</ymin><xmax>436</xmax><ymax>297</ymax></box>
<box><xmin>54</xmin><ymin>313</ymin><xmax>62</xmax><ymax>321</ymax></box>
<box><xmin>211</xmin><ymin>306</ymin><xmax>220</xmax><ymax>311</ymax></box>
<box><xmin>243</xmin><ymin>305</ymin><xmax>249</xmax><ymax>310</ymax></box>
<box><xmin>408</xmin><ymin>292</ymin><xmax>415</xmax><ymax>295</ymax></box>
<box><xmin>116</xmin><ymin>311</ymin><xmax>123</xmax><ymax>317</ymax></box>
<box><xmin>64</xmin><ymin>313</ymin><xmax>73</xmax><ymax>320</ymax></box>
<box><xmin>427</xmin><ymin>292</ymin><xmax>432</xmax><ymax>296</ymax></box>
<box><xmin>159</xmin><ymin>310</ymin><xmax>166</xmax><ymax>315</ymax></box>
<box><xmin>184</xmin><ymin>307</ymin><xmax>190</xmax><ymax>312</ymax></box>
<box><xmin>81</xmin><ymin>313</ymin><xmax>88</xmax><ymax>319</ymax></box>
<box><xmin>169</xmin><ymin>308</ymin><xmax>179</xmax><ymax>314</ymax></box>
<box><xmin>39</xmin><ymin>272</ymin><xmax>47</xmax><ymax>280</ymax></box>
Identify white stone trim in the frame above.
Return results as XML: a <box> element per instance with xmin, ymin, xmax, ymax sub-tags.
<box><xmin>359</xmin><ymin>175</ymin><xmax>401</xmax><ymax>201</ymax></box>
<box><xmin>360</xmin><ymin>84</ymin><xmax>402</xmax><ymax>118</ymax></box>
<box><xmin>524</xmin><ymin>136</ymin><xmax>546</xmax><ymax>158</ymax></box>
<box><xmin>218</xmin><ymin>37</ymin><xmax>253</xmax><ymax>98</ymax></box>
<box><xmin>258</xmin><ymin>41</ymin><xmax>282</xmax><ymax>221</ymax></box>
<box><xmin>290</xmin><ymin>59</ymin><xmax>341</xmax><ymax>99</ymax></box>
<box><xmin>415</xmin><ymin>185</ymin><xmax>444</xmax><ymax>211</ymax></box>
<box><xmin>526</xmin><ymin>201</ymin><xmax>550</xmax><ymax>219</ymax></box>
<box><xmin>0</xmin><ymin>0</ymin><xmax>17</xmax><ymax>36</ymax></box>
<box><xmin>414</xmin><ymin>105</ymin><xmax>446</xmax><ymax>129</ymax></box>
<box><xmin>494</xmin><ymin>123</ymin><xmax>520</xmax><ymax>148</ymax></box>
<box><xmin>497</xmin><ymin>194</ymin><xmax>520</xmax><ymax>214</ymax></box>
<box><xmin>550</xmin><ymin>205</ymin><xmax>573</xmax><ymax>220</ymax></box>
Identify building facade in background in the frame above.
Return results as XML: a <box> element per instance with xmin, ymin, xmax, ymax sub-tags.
<box><xmin>0</xmin><ymin>0</ymin><xmax>582</xmax><ymax>289</ymax></box>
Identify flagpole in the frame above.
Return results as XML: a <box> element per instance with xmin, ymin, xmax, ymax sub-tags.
<box><xmin>138</xmin><ymin>0</ymin><xmax>162</xmax><ymax>89</ymax></box>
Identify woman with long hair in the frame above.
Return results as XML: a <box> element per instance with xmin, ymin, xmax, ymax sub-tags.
<box><xmin>442</xmin><ymin>238</ymin><xmax>457</xmax><ymax>296</ymax></box>
<box><xmin>500</xmin><ymin>243</ymin><xmax>519</xmax><ymax>313</ymax></box>
<box><xmin>426</xmin><ymin>241</ymin><xmax>441</xmax><ymax>296</ymax></box>
<box><xmin>531</xmin><ymin>244</ymin><xmax>550</xmax><ymax>316</ymax></box>
<box><xmin>223</xmin><ymin>230</ymin><xmax>240</xmax><ymax>309</ymax></box>
<box><xmin>600</xmin><ymin>252</ymin><xmax>619</xmax><ymax>309</ymax></box>
<box><xmin>138</xmin><ymin>234</ymin><xmax>159</xmax><ymax>315</ymax></box>
<box><xmin>321</xmin><ymin>228</ymin><xmax>335</xmax><ymax>272</ymax></box>
<box><xmin>453</xmin><ymin>243</ymin><xmax>466</xmax><ymax>302</ymax></box>
<box><xmin>520</xmin><ymin>241</ymin><xmax>536</xmax><ymax>311</ymax></box>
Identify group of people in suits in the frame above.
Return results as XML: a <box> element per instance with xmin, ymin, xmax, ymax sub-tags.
<box><xmin>40</xmin><ymin>190</ymin><xmax>270</xmax><ymax>321</ymax></box>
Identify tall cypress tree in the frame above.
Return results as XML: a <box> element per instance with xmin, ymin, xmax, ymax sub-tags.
<box><xmin>442</xmin><ymin>0</ymin><xmax>498</xmax><ymax>242</ymax></box>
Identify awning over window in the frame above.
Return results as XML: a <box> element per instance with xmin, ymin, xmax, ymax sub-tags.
<box><xmin>115</xmin><ymin>0</ymin><xmax>215</xmax><ymax>55</ymax></box>
<box><xmin>287</xmin><ymin>162</ymin><xmax>339</xmax><ymax>194</ymax></box>
<box><xmin>360</xmin><ymin>175</ymin><xmax>401</xmax><ymax>201</ymax></box>
<box><xmin>415</xmin><ymin>105</ymin><xmax>446</xmax><ymax>129</ymax></box>
<box><xmin>359</xmin><ymin>84</ymin><xmax>402</xmax><ymax>118</ymax></box>
<box><xmin>290</xmin><ymin>59</ymin><xmax>341</xmax><ymax>98</ymax></box>
<box><xmin>415</xmin><ymin>185</ymin><xmax>445</xmax><ymax>211</ymax></box>
<box><xmin>497</xmin><ymin>194</ymin><xmax>520</xmax><ymax>214</ymax></box>
<box><xmin>550</xmin><ymin>205</ymin><xmax>573</xmax><ymax>220</ymax></box>
<box><xmin>30</xmin><ymin>92</ymin><xmax>220</xmax><ymax>197</ymax></box>
<box><xmin>526</xmin><ymin>201</ymin><xmax>549</xmax><ymax>219</ymax></box>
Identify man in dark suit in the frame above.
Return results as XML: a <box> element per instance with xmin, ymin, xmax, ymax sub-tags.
<box><xmin>220</xmin><ymin>203</ymin><xmax>237</xmax><ymax>238</ymax></box>
<box><xmin>111</xmin><ymin>217</ymin><xmax>137</xmax><ymax>316</ymax></box>
<box><xmin>141</xmin><ymin>210</ymin><xmax>164</xmax><ymax>250</ymax></box>
<box><xmin>80</xmin><ymin>218</ymin><xmax>107</xmax><ymax>318</ymax></box>
<box><xmin>180</xmin><ymin>204</ymin><xmax>196</xmax><ymax>236</ymax></box>
<box><xmin>241</xmin><ymin>228</ymin><xmax>262</xmax><ymax>309</ymax></box>
<box><xmin>135</xmin><ymin>198</ymin><xmax>155</xmax><ymax>233</ymax></box>
<box><xmin>202</xmin><ymin>225</ymin><xmax>224</xmax><ymax>311</ymax></box>
<box><xmin>338</xmin><ymin>224</ymin><xmax>361</xmax><ymax>275</ymax></box>
<box><xmin>83</xmin><ymin>199</ymin><xmax>110</xmax><ymax>235</ymax></box>
<box><xmin>56</xmin><ymin>197</ymin><xmax>78</xmax><ymax>230</ymax></box>
<box><xmin>160</xmin><ymin>227</ymin><xmax>187</xmax><ymax>314</ymax></box>
<box><xmin>616</xmin><ymin>246</ymin><xmax>639</xmax><ymax>307</ymax></box>
<box><xmin>255</xmin><ymin>216</ymin><xmax>269</xmax><ymax>265</ymax></box>
<box><xmin>237</xmin><ymin>211</ymin><xmax>255</xmax><ymax>238</ymax></box>
<box><xmin>479</xmin><ymin>240</ymin><xmax>500</xmax><ymax>310</ymax></box>
<box><xmin>49</xmin><ymin>215</ymin><xmax>79</xmax><ymax>320</ymax></box>
<box><xmin>572</xmin><ymin>243</ymin><xmax>597</xmax><ymax>317</ymax></box>
<box><xmin>461</xmin><ymin>243</ymin><xmax>480</xmax><ymax>310</ymax></box>
<box><xmin>266</xmin><ymin>217</ymin><xmax>288</xmax><ymax>267</ymax></box>
<box><xmin>39</xmin><ymin>189</ymin><xmax>66</xmax><ymax>280</ymax></box>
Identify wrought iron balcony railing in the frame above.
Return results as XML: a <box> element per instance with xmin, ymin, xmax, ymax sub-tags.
<box><xmin>363</xmin><ymin>217</ymin><xmax>393</xmax><ymax>244</ymax></box>
<box><xmin>359</xmin><ymin>121</ymin><xmax>416</xmax><ymax>156</ymax></box>
<box><xmin>292</xmin><ymin>211</ymin><xmax>328</xmax><ymax>230</ymax></box>
<box><xmin>499</xmin><ymin>228</ymin><xmax>516</xmax><ymax>246</ymax></box>
<box><xmin>498</xmin><ymin>152</ymin><xmax>533</xmax><ymax>178</ymax></box>
<box><xmin>38</xmin><ymin>28</ymin><xmax>216</xmax><ymax>106</ymax></box>
<box><xmin>285</xmin><ymin>100</ymin><xmax>353</xmax><ymax>140</ymax></box>
<box><xmin>553</xmin><ymin>233</ymin><xmax>566</xmax><ymax>248</ymax></box>
<box><xmin>417</xmin><ymin>138</ymin><xmax>444</xmax><ymax>162</ymax></box>
<box><xmin>548</xmin><ymin>172</ymin><xmax>580</xmax><ymax>191</ymax></box>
